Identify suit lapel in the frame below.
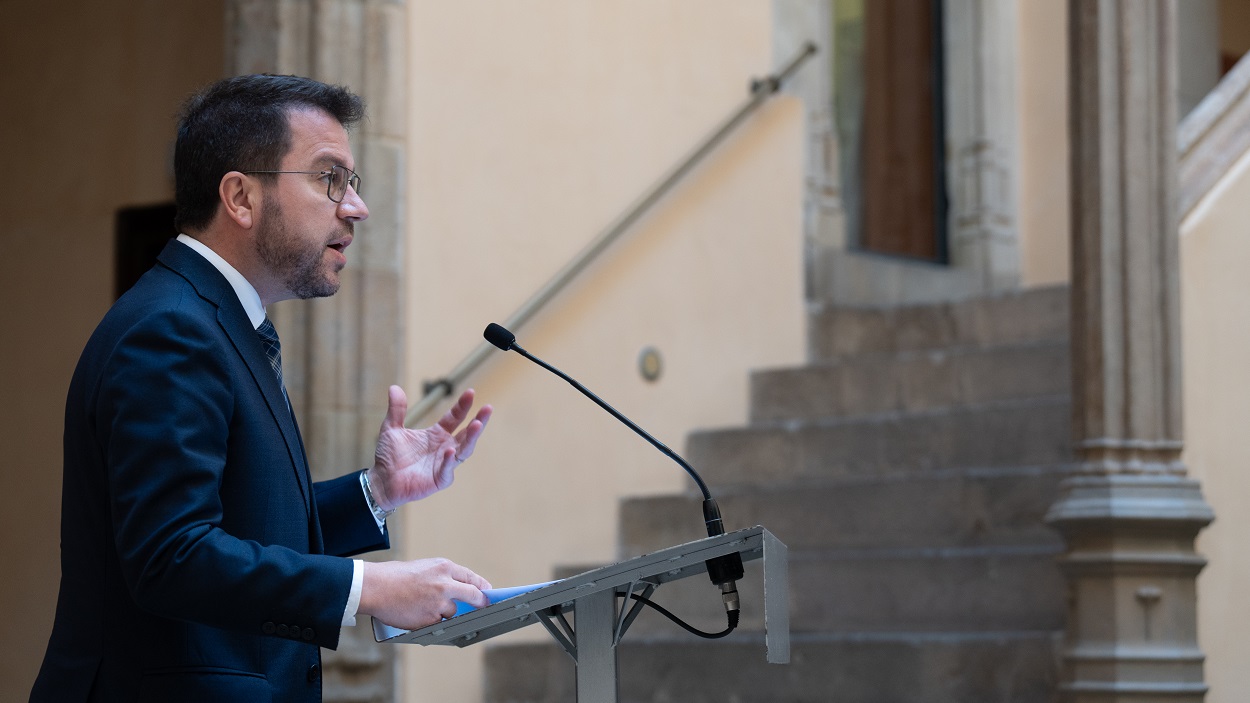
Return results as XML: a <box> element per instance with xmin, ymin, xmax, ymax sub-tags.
<box><xmin>218</xmin><ymin>306</ymin><xmax>313</xmax><ymax>514</ymax></box>
<box><xmin>157</xmin><ymin>241</ymin><xmax>313</xmax><ymax>515</ymax></box>
<box><xmin>289</xmin><ymin>416</ymin><xmax>327</xmax><ymax>554</ymax></box>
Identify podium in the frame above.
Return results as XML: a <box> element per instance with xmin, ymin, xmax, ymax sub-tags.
<box><xmin>373</xmin><ymin>525</ymin><xmax>789</xmax><ymax>702</ymax></box>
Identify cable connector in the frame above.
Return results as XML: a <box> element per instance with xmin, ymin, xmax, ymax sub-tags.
<box><xmin>703</xmin><ymin>499</ymin><xmax>745</xmax><ymax>589</ymax></box>
<box><xmin>702</xmin><ymin>497</ymin><xmax>744</xmax><ymax>635</ymax></box>
<box><xmin>720</xmin><ymin>580</ymin><xmax>741</xmax><ymax>614</ymax></box>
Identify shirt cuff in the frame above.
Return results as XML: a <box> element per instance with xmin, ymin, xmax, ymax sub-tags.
<box><xmin>341</xmin><ymin>559</ymin><xmax>364</xmax><ymax>627</ymax></box>
<box><xmin>360</xmin><ymin>470</ymin><xmax>390</xmax><ymax>532</ymax></box>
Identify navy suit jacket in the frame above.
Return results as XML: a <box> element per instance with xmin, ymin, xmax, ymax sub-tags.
<box><xmin>32</xmin><ymin>240</ymin><xmax>390</xmax><ymax>703</ymax></box>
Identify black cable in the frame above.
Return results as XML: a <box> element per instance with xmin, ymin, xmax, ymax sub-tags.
<box><xmin>616</xmin><ymin>592</ymin><xmax>740</xmax><ymax>639</ymax></box>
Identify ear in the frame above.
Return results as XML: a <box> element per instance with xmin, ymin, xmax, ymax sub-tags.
<box><xmin>218</xmin><ymin>171</ymin><xmax>261</xmax><ymax>230</ymax></box>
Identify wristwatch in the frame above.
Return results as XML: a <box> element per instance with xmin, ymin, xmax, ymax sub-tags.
<box><xmin>360</xmin><ymin>470</ymin><xmax>395</xmax><ymax>522</ymax></box>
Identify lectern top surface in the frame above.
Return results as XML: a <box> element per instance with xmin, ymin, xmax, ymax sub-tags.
<box><xmin>373</xmin><ymin>525</ymin><xmax>774</xmax><ymax>648</ymax></box>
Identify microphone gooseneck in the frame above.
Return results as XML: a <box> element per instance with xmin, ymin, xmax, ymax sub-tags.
<box><xmin>482</xmin><ymin>323</ymin><xmax>744</xmax><ymax>624</ymax></box>
<box><xmin>515</xmin><ymin>341</ymin><xmax>712</xmax><ymax>501</ymax></box>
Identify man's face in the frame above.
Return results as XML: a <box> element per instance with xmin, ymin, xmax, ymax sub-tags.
<box><xmin>255</xmin><ymin>107</ymin><xmax>368</xmax><ymax>300</ymax></box>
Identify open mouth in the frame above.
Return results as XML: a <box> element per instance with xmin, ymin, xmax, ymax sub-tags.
<box><xmin>327</xmin><ymin>234</ymin><xmax>352</xmax><ymax>253</ymax></box>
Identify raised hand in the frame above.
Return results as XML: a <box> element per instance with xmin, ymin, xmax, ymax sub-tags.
<box><xmin>367</xmin><ymin>385</ymin><xmax>492</xmax><ymax>512</ymax></box>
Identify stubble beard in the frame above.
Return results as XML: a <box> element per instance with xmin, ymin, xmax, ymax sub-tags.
<box><xmin>256</xmin><ymin>196</ymin><xmax>348</xmax><ymax>300</ymax></box>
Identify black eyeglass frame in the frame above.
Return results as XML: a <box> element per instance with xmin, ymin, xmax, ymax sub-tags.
<box><xmin>241</xmin><ymin>164</ymin><xmax>362</xmax><ymax>203</ymax></box>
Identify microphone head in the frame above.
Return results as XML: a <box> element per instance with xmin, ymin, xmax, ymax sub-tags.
<box><xmin>484</xmin><ymin>323</ymin><xmax>516</xmax><ymax>351</ymax></box>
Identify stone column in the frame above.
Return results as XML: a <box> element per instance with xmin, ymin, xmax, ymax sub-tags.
<box><xmin>1047</xmin><ymin>2</ymin><xmax>1213</xmax><ymax>701</ymax></box>
<box><xmin>942</xmin><ymin>0</ymin><xmax>1020</xmax><ymax>291</ymax></box>
<box><xmin>226</xmin><ymin>1</ymin><xmax>407</xmax><ymax>701</ymax></box>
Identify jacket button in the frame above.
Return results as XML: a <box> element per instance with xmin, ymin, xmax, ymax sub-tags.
<box><xmin>262</xmin><ymin>622</ymin><xmax>276</xmax><ymax>635</ymax></box>
<box><xmin>307</xmin><ymin>664</ymin><xmax>320</xmax><ymax>683</ymax></box>
<box><xmin>302</xmin><ymin>628</ymin><xmax>316</xmax><ymax>642</ymax></box>
<box><xmin>289</xmin><ymin>626</ymin><xmax>302</xmax><ymax>639</ymax></box>
<box><xmin>277</xmin><ymin>624</ymin><xmax>290</xmax><ymax>637</ymax></box>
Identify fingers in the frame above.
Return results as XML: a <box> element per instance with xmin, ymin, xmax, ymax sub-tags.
<box><xmin>471</xmin><ymin>405</ymin><xmax>494</xmax><ymax>434</ymax></box>
<box><xmin>437</xmin><ymin>389</ymin><xmax>476</xmax><ymax>432</ymax></box>
<box><xmin>384</xmin><ymin>388</ymin><xmax>484</xmax><ymax>436</ymax></box>
<box><xmin>384</xmin><ymin>385</ymin><xmax>407</xmax><ymax>429</ymax></box>
<box><xmin>448</xmin><ymin>565</ymin><xmax>491</xmax><ymax>609</ymax></box>
<box><xmin>437</xmin><ymin>447</ymin><xmax>458</xmax><ymax>486</ymax></box>
<box><xmin>433</xmin><ymin>562</ymin><xmax>491</xmax><ymax>614</ymax></box>
<box><xmin>452</xmin><ymin>405</ymin><xmax>493</xmax><ymax>462</ymax></box>
<box><xmin>454</xmin><ymin>564</ymin><xmax>492</xmax><ymax>592</ymax></box>
<box><xmin>448</xmin><ymin>581</ymin><xmax>490</xmax><ymax>609</ymax></box>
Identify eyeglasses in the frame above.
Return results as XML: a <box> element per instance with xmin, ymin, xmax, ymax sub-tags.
<box><xmin>242</xmin><ymin>164</ymin><xmax>362</xmax><ymax>203</ymax></box>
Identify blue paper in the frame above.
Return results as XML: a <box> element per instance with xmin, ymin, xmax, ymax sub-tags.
<box><xmin>451</xmin><ymin>580</ymin><xmax>560</xmax><ymax>618</ymax></box>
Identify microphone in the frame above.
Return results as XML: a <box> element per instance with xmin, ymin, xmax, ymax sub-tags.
<box><xmin>483</xmin><ymin>323</ymin><xmax>744</xmax><ymax>618</ymax></box>
<box><xmin>483</xmin><ymin>322</ymin><xmax>516</xmax><ymax>351</ymax></box>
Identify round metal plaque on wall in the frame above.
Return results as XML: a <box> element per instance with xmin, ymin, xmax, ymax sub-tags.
<box><xmin>638</xmin><ymin>347</ymin><xmax>662</xmax><ymax>383</ymax></box>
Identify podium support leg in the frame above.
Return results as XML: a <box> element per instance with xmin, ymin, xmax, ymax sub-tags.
<box><xmin>575</xmin><ymin>588</ymin><xmax>619</xmax><ymax>702</ymax></box>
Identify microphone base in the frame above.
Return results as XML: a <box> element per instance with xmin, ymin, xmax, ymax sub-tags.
<box><xmin>705</xmin><ymin>552</ymin><xmax>745</xmax><ymax>587</ymax></box>
<box><xmin>702</xmin><ymin>499</ymin><xmax>744</xmax><ymax>586</ymax></box>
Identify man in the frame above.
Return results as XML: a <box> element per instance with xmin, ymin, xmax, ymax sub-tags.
<box><xmin>32</xmin><ymin>74</ymin><xmax>492</xmax><ymax>702</ymax></box>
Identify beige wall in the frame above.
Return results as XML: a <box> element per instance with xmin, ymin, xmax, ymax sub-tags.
<box><xmin>0</xmin><ymin>0</ymin><xmax>223</xmax><ymax>697</ymax></box>
<box><xmin>1180</xmin><ymin>147</ymin><xmax>1250</xmax><ymax>703</ymax></box>
<box><xmin>400</xmin><ymin>1</ymin><xmax>805</xmax><ymax>700</ymax></box>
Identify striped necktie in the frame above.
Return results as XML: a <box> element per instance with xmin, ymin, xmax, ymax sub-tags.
<box><xmin>255</xmin><ymin>317</ymin><xmax>291</xmax><ymax>408</ymax></box>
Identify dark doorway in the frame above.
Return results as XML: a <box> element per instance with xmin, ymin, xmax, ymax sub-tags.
<box><xmin>835</xmin><ymin>0</ymin><xmax>948</xmax><ymax>262</ymax></box>
<box><xmin>115</xmin><ymin>203</ymin><xmax>177</xmax><ymax>300</ymax></box>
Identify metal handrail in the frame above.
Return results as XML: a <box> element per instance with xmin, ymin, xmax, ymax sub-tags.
<box><xmin>406</xmin><ymin>42</ymin><xmax>818</xmax><ymax>426</ymax></box>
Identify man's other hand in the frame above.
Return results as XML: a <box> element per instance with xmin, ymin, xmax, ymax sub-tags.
<box><xmin>359</xmin><ymin>558</ymin><xmax>492</xmax><ymax>630</ymax></box>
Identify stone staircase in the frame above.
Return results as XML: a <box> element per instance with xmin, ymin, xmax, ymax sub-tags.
<box><xmin>484</xmin><ymin>286</ymin><xmax>1072</xmax><ymax>702</ymax></box>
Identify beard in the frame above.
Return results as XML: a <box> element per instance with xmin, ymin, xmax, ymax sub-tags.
<box><xmin>255</xmin><ymin>196</ymin><xmax>348</xmax><ymax>299</ymax></box>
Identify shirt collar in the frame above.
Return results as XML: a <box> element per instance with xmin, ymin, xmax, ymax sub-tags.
<box><xmin>176</xmin><ymin>233</ymin><xmax>267</xmax><ymax>329</ymax></box>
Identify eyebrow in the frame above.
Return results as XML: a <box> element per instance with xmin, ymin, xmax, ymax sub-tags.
<box><xmin>306</xmin><ymin>150</ymin><xmax>352</xmax><ymax>170</ymax></box>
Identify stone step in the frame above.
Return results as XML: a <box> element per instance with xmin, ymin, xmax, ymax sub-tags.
<box><xmin>618</xmin><ymin>467</ymin><xmax>1068</xmax><ymax>556</ymax></box>
<box><xmin>750</xmin><ymin>342</ymin><xmax>1069</xmax><ymax>423</ymax></box>
<box><xmin>798</xmin><ymin>544</ymin><xmax>1063</xmax><ymax>631</ymax></box>
<box><xmin>808</xmin><ymin>285</ymin><xmax>1069</xmax><ymax>361</ymax></box>
<box><xmin>553</xmin><ymin>542</ymin><xmax>1064</xmax><ymax>639</ymax></box>
<box><xmin>687</xmin><ymin>396</ymin><xmax>1074</xmax><ymax>486</ymax></box>
<box><xmin>484</xmin><ymin>631</ymin><xmax>1059</xmax><ymax>703</ymax></box>
<box><xmin>589</xmin><ymin>544</ymin><xmax>1064</xmax><ymax>637</ymax></box>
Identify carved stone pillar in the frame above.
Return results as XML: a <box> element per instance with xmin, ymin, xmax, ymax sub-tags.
<box><xmin>1047</xmin><ymin>2</ymin><xmax>1213</xmax><ymax>701</ymax></box>
<box><xmin>943</xmin><ymin>0</ymin><xmax>1020</xmax><ymax>292</ymax></box>
<box><xmin>226</xmin><ymin>1</ymin><xmax>407</xmax><ymax>701</ymax></box>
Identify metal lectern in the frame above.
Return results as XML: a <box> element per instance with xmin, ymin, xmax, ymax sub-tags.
<box><xmin>373</xmin><ymin>525</ymin><xmax>789</xmax><ymax>702</ymax></box>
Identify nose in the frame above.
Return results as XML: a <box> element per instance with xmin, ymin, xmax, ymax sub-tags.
<box><xmin>338</xmin><ymin>184</ymin><xmax>369</xmax><ymax>222</ymax></box>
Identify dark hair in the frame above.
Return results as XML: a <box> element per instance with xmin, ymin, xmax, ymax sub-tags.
<box><xmin>173</xmin><ymin>74</ymin><xmax>365</xmax><ymax>232</ymax></box>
